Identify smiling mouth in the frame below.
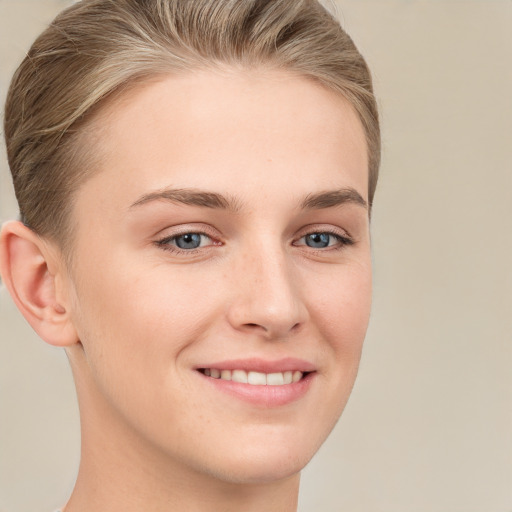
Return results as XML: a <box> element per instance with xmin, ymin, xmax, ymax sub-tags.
<box><xmin>198</xmin><ymin>368</ymin><xmax>310</xmax><ymax>386</ymax></box>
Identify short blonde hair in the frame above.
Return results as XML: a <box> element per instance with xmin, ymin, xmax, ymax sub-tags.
<box><xmin>4</xmin><ymin>0</ymin><xmax>380</xmax><ymax>247</ymax></box>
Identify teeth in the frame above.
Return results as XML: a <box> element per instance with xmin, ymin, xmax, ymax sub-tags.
<box><xmin>248</xmin><ymin>371</ymin><xmax>267</xmax><ymax>386</ymax></box>
<box><xmin>231</xmin><ymin>370</ymin><xmax>248</xmax><ymax>384</ymax></box>
<box><xmin>220</xmin><ymin>370</ymin><xmax>232</xmax><ymax>381</ymax></box>
<box><xmin>202</xmin><ymin>369</ymin><xmax>305</xmax><ymax>386</ymax></box>
<box><xmin>267</xmin><ymin>372</ymin><xmax>285</xmax><ymax>385</ymax></box>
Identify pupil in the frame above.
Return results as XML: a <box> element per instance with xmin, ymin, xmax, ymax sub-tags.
<box><xmin>306</xmin><ymin>233</ymin><xmax>330</xmax><ymax>248</ymax></box>
<box><xmin>176</xmin><ymin>233</ymin><xmax>202</xmax><ymax>249</ymax></box>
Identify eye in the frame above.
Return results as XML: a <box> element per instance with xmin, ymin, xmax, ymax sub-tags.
<box><xmin>157</xmin><ymin>232</ymin><xmax>214</xmax><ymax>251</ymax></box>
<box><xmin>295</xmin><ymin>231</ymin><xmax>353</xmax><ymax>250</ymax></box>
<box><xmin>304</xmin><ymin>233</ymin><xmax>335</xmax><ymax>249</ymax></box>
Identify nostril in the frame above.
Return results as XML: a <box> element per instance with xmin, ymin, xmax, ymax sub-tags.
<box><xmin>242</xmin><ymin>322</ymin><xmax>269</xmax><ymax>333</ymax></box>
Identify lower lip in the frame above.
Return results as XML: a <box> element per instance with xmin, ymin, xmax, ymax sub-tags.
<box><xmin>198</xmin><ymin>371</ymin><xmax>315</xmax><ymax>407</ymax></box>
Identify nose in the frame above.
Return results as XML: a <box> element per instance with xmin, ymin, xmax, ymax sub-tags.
<box><xmin>226</xmin><ymin>245</ymin><xmax>308</xmax><ymax>340</ymax></box>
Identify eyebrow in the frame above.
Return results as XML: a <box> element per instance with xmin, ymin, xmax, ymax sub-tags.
<box><xmin>300</xmin><ymin>188</ymin><xmax>368</xmax><ymax>210</ymax></box>
<box><xmin>129</xmin><ymin>188</ymin><xmax>242</xmax><ymax>212</ymax></box>
<box><xmin>129</xmin><ymin>186</ymin><xmax>367</xmax><ymax>212</ymax></box>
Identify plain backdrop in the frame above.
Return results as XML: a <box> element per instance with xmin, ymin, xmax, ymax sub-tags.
<box><xmin>1</xmin><ymin>1</ymin><xmax>511</xmax><ymax>511</ymax></box>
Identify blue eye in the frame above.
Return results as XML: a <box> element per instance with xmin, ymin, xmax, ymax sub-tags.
<box><xmin>305</xmin><ymin>233</ymin><xmax>332</xmax><ymax>248</ymax></box>
<box><xmin>296</xmin><ymin>231</ymin><xmax>353</xmax><ymax>250</ymax></box>
<box><xmin>174</xmin><ymin>233</ymin><xmax>203</xmax><ymax>249</ymax></box>
<box><xmin>157</xmin><ymin>232</ymin><xmax>212</xmax><ymax>251</ymax></box>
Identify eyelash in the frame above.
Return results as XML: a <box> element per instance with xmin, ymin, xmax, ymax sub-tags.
<box><xmin>155</xmin><ymin>231</ymin><xmax>217</xmax><ymax>254</ymax></box>
<box><xmin>294</xmin><ymin>230</ymin><xmax>354</xmax><ymax>252</ymax></box>
<box><xmin>155</xmin><ymin>228</ymin><xmax>354</xmax><ymax>255</ymax></box>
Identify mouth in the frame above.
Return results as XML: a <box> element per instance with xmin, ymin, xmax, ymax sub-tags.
<box><xmin>195</xmin><ymin>359</ymin><xmax>316</xmax><ymax>407</ymax></box>
<box><xmin>198</xmin><ymin>368</ymin><xmax>310</xmax><ymax>386</ymax></box>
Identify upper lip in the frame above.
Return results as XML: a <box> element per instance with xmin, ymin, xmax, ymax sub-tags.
<box><xmin>195</xmin><ymin>357</ymin><xmax>316</xmax><ymax>373</ymax></box>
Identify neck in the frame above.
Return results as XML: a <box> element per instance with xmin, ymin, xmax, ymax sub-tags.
<box><xmin>65</xmin><ymin>433</ymin><xmax>300</xmax><ymax>512</ymax></box>
<box><xmin>64</xmin><ymin>351</ymin><xmax>300</xmax><ymax>512</ymax></box>
<box><xmin>66</xmin><ymin>461</ymin><xmax>299</xmax><ymax>512</ymax></box>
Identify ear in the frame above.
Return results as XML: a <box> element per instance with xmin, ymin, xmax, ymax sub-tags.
<box><xmin>0</xmin><ymin>220</ymin><xmax>79</xmax><ymax>347</ymax></box>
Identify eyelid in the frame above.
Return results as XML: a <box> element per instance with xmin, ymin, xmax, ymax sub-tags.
<box><xmin>154</xmin><ymin>222</ymin><xmax>219</xmax><ymax>239</ymax></box>
<box><xmin>152</xmin><ymin>223</ymin><xmax>354</xmax><ymax>256</ymax></box>
<box><xmin>294</xmin><ymin>224</ymin><xmax>353</xmax><ymax>241</ymax></box>
<box><xmin>292</xmin><ymin>225</ymin><xmax>355</xmax><ymax>251</ymax></box>
<box><xmin>154</xmin><ymin>224</ymin><xmax>223</xmax><ymax>254</ymax></box>
<box><xmin>157</xmin><ymin>232</ymin><xmax>212</xmax><ymax>246</ymax></box>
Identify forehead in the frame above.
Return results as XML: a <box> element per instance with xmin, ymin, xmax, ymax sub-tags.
<box><xmin>76</xmin><ymin>68</ymin><xmax>368</xmax><ymax>215</ymax></box>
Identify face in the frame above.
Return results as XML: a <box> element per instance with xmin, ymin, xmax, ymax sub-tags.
<box><xmin>64</xmin><ymin>68</ymin><xmax>371</xmax><ymax>484</ymax></box>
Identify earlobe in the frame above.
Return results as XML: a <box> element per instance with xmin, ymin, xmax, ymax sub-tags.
<box><xmin>0</xmin><ymin>220</ymin><xmax>79</xmax><ymax>347</ymax></box>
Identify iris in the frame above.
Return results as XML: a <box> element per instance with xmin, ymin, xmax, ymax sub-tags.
<box><xmin>305</xmin><ymin>233</ymin><xmax>332</xmax><ymax>248</ymax></box>
<box><xmin>175</xmin><ymin>233</ymin><xmax>203</xmax><ymax>249</ymax></box>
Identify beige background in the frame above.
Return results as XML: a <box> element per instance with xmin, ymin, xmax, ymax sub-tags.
<box><xmin>1</xmin><ymin>1</ymin><xmax>511</xmax><ymax>511</ymax></box>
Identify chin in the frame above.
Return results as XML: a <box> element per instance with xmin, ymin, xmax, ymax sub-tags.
<box><xmin>192</xmin><ymin>426</ymin><xmax>327</xmax><ymax>485</ymax></box>
<box><xmin>204</xmin><ymin>453</ymin><xmax>310</xmax><ymax>485</ymax></box>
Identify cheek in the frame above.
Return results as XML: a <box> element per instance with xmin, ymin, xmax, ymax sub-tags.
<box><xmin>284</xmin><ymin>260</ymin><xmax>372</xmax><ymax>453</ymax></box>
<box><xmin>69</xmin><ymin>254</ymin><xmax>229</xmax><ymax>394</ymax></box>
<box><xmin>309</xmin><ymin>260</ymin><xmax>372</xmax><ymax>341</ymax></box>
<box><xmin>67</xmin><ymin>258</ymin><xmax>225</xmax><ymax>436</ymax></box>
<box><xmin>304</xmin><ymin>259</ymin><xmax>372</xmax><ymax>396</ymax></box>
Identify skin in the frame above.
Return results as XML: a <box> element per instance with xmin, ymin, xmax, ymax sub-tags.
<box><xmin>0</xmin><ymin>68</ymin><xmax>371</xmax><ymax>511</ymax></box>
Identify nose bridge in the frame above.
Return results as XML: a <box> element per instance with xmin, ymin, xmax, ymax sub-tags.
<box><xmin>228</xmin><ymin>237</ymin><xmax>307</xmax><ymax>338</ymax></box>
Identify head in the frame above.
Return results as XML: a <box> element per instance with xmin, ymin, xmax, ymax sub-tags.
<box><xmin>1</xmin><ymin>0</ymin><xmax>380</xmax><ymax>487</ymax></box>
<box><xmin>4</xmin><ymin>0</ymin><xmax>379</xmax><ymax>249</ymax></box>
